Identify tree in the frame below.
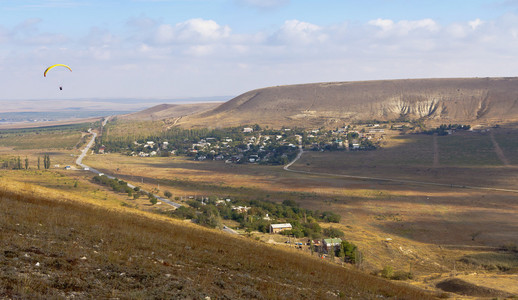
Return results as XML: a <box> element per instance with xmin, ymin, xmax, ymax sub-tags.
<box><xmin>24</xmin><ymin>157</ymin><xmax>29</xmax><ymax>169</ymax></box>
<box><xmin>337</xmin><ymin>244</ymin><xmax>346</xmax><ymax>259</ymax></box>
<box><xmin>149</xmin><ymin>194</ymin><xmax>158</xmax><ymax>205</ymax></box>
<box><xmin>198</xmin><ymin>205</ymin><xmax>222</xmax><ymax>228</ymax></box>
<box><xmin>164</xmin><ymin>190</ymin><xmax>172</xmax><ymax>198</ymax></box>
<box><xmin>323</xmin><ymin>227</ymin><xmax>344</xmax><ymax>238</ymax></box>
<box><xmin>37</xmin><ymin>157</ymin><xmax>40</xmax><ymax>170</ymax></box>
<box><xmin>341</xmin><ymin>240</ymin><xmax>358</xmax><ymax>263</ymax></box>
<box><xmin>43</xmin><ymin>154</ymin><xmax>51</xmax><ymax>169</ymax></box>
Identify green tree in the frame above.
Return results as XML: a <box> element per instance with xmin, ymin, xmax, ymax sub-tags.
<box><xmin>149</xmin><ymin>194</ymin><xmax>158</xmax><ymax>205</ymax></box>
<box><xmin>198</xmin><ymin>205</ymin><xmax>222</xmax><ymax>228</ymax></box>
<box><xmin>323</xmin><ymin>227</ymin><xmax>344</xmax><ymax>238</ymax></box>
<box><xmin>337</xmin><ymin>244</ymin><xmax>346</xmax><ymax>259</ymax></box>
<box><xmin>24</xmin><ymin>157</ymin><xmax>29</xmax><ymax>169</ymax></box>
<box><xmin>43</xmin><ymin>154</ymin><xmax>50</xmax><ymax>169</ymax></box>
<box><xmin>164</xmin><ymin>190</ymin><xmax>172</xmax><ymax>198</ymax></box>
<box><xmin>37</xmin><ymin>156</ymin><xmax>40</xmax><ymax>170</ymax></box>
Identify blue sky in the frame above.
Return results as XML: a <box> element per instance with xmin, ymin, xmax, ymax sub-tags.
<box><xmin>2</xmin><ymin>0</ymin><xmax>518</xmax><ymax>102</ymax></box>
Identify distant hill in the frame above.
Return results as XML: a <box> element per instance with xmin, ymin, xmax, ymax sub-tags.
<box><xmin>175</xmin><ymin>77</ymin><xmax>518</xmax><ymax>128</ymax></box>
<box><xmin>120</xmin><ymin>102</ymin><xmax>221</xmax><ymax>121</ymax></box>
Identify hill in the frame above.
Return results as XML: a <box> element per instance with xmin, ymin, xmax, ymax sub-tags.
<box><xmin>176</xmin><ymin>77</ymin><xmax>518</xmax><ymax>128</ymax></box>
<box><xmin>120</xmin><ymin>102</ymin><xmax>221</xmax><ymax>121</ymax></box>
<box><xmin>0</xmin><ymin>184</ymin><xmax>436</xmax><ymax>299</ymax></box>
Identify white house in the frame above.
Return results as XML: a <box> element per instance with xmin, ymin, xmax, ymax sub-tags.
<box><xmin>269</xmin><ymin>223</ymin><xmax>292</xmax><ymax>234</ymax></box>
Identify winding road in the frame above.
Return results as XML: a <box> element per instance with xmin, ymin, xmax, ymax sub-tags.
<box><xmin>76</xmin><ymin>121</ymin><xmax>182</xmax><ymax>208</ymax></box>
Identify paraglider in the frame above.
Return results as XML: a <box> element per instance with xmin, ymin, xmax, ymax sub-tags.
<box><xmin>44</xmin><ymin>64</ymin><xmax>72</xmax><ymax>90</ymax></box>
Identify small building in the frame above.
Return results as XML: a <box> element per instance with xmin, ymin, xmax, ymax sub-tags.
<box><xmin>323</xmin><ymin>238</ymin><xmax>342</xmax><ymax>253</ymax></box>
<box><xmin>270</xmin><ymin>223</ymin><xmax>292</xmax><ymax>234</ymax></box>
<box><xmin>243</xmin><ymin>127</ymin><xmax>253</xmax><ymax>133</ymax></box>
<box><xmin>98</xmin><ymin>146</ymin><xmax>106</xmax><ymax>154</ymax></box>
<box><xmin>232</xmin><ymin>206</ymin><xmax>251</xmax><ymax>213</ymax></box>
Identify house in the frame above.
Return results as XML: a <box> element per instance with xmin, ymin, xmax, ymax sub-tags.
<box><xmin>310</xmin><ymin>239</ymin><xmax>322</xmax><ymax>252</ymax></box>
<box><xmin>64</xmin><ymin>166</ymin><xmax>71</xmax><ymax>170</ymax></box>
<box><xmin>98</xmin><ymin>146</ymin><xmax>106</xmax><ymax>154</ymax></box>
<box><xmin>269</xmin><ymin>223</ymin><xmax>292</xmax><ymax>234</ymax></box>
<box><xmin>232</xmin><ymin>206</ymin><xmax>251</xmax><ymax>213</ymax></box>
<box><xmin>243</xmin><ymin>127</ymin><xmax>253</xmax><ymax>133</ymax></box>
<box><xmin>323</xmin><ymin>238</ymin><xmax>342</xmax><ymax>253</ymax></box>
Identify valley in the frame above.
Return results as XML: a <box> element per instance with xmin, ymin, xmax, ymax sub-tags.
<box><xmin>2</xmin><ymin>78</ymin><xmax>518</xmax><ymax>298</ymax></box>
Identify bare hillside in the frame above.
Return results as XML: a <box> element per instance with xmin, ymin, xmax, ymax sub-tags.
<box><xmin>121</xmin><ymin>102</ymin><xmax>221</xmax><ymax>121</ymax></box>
<box><xmin>0</xmin><ymin>186</ymin><xmax>436</xmax><ymax>299</ymax></box>
<box><xmin>178</xmin><ymin>77</ymin><xmax>518</xmax><ymax>128</ymax></box>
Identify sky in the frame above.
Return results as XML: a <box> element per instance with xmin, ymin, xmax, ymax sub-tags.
<box><xmin>2</xmin><ymin>0</ymin><xmax>518</xmax><ymax>103</ymax></box>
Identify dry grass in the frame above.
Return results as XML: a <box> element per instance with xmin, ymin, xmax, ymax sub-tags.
<box><xmin>178</xmin><ymin>77</ymin><xmax>518</xmax><ymax>128</ymax></box>
<box><xmin>0</xmin><ymin>177</ymin><xmax>437</xmax><ymax>299</ymax></box>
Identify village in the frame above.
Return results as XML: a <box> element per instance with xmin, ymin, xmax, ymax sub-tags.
<box><xmin>101</xmin><ymin>124</ymin><xmax>386</xmax><ymax>165</ymax></box>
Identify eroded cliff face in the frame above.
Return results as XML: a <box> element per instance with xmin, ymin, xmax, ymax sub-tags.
<box><xmin>180</xmin><ymin>78</ymin><xmax>518</xmax><ymax>127</ymax></box>
<box><xmin>380</xmin><ymin>97</ymin><xmax>444</xmax><ymax>119</ymax></box>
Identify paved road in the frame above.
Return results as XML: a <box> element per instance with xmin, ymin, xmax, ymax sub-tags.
<box><xmin>75</xmin><ymin>125</ymin><xmax>182</xmax><ymax>208</ymax></box>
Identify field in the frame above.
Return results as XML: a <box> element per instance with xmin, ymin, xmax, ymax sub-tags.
<box><xmin>2</xmin><ymin>123</ymin><xmax>518</xmax><ymax>297</ymax></box>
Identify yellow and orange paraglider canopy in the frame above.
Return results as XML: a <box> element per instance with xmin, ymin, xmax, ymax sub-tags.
<box><xmin>43</xmin><ymin>64</ymin><xmax>72</xmax><ymax>77</ymax></box>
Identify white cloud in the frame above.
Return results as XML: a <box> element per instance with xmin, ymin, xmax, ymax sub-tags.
<box><xmin>272</xmin><ymin>19</ymin><xmax>327</xmax><ymax>44</ymax></box>
<box><xmin>469</xmin><ymin>18</ymin><xmax>484</xmax><ymax>30</ymax></box>
<box><xmin>154</xmin><ymin>18</ymin><xmax>231</xmax><ymax>44</ymax></box>
<box><xmin>6</xmin><ymin>13</ymin><xmax>518</xmax><ymax>100</ymax></box>
<box><xmin>368</xmin><ymin>18</ymin><xmax>439</xmax><ymax>37</ymax></box>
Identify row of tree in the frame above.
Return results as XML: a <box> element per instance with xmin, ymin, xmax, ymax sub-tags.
<box><xmin>1</xmin><ymin>155</ymin><xmax>50</xmax><ymax>170</ymax></box>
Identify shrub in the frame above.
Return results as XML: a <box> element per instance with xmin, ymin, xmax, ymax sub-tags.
<box><xmin>391</xmin><ymin>271</ymin><xmax>413</xmax><ymax>280</ymax></box>
<box><xmin>381</xmin><ymin>266</ymin><xmax>394</xmax><ymax>278</ymax></box>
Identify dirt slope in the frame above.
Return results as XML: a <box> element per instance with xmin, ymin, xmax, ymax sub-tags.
<box><xmin>178</xmin><ymin>77</ymin><xmax>518</xmax><ymax>128</ymax></box>
<box><xmin>120</xmin><ymin>102</ymin><xmax>221</xmax><ymax>121</ymax></box>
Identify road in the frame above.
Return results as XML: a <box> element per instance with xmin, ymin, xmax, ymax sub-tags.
<box><xmin>284</xmin><ymin>135</ymin><xmax>303</xmax><ymax>170</ymax></box>
<box><xmin>75</xmin><ymin>123</ymin><xmax>182</xmax><ymax>208</ymax></box>
<box><xmin>222</xmin><ymin>225</ymin><xmax>238</xmax><ymax>235</ymax></box>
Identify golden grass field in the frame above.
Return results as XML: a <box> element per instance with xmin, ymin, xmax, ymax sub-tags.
<box><xmin>0</xmin><ymin>168</ymin><xmax>439</xmax><ymax>298</ymax></box>
<box><xmin>2</xmin><ymin>124</ymin><xmax>518</xmax><ymax>297</ymax></box>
